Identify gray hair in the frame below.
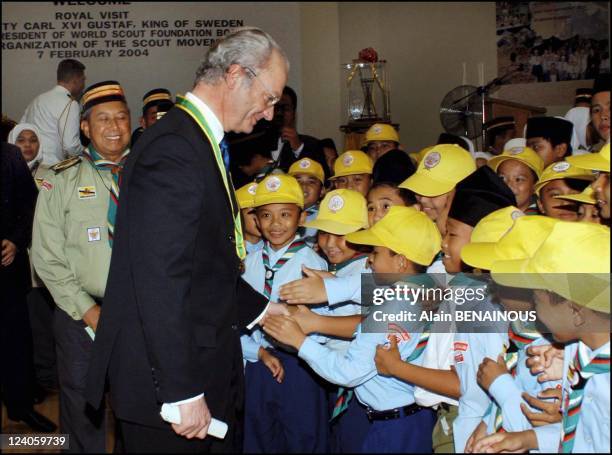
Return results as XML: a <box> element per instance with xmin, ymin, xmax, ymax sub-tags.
<box><xmin>194</xmin><ymin>27</ymin><xmax>289</xmax><ymax>85</ymax></box>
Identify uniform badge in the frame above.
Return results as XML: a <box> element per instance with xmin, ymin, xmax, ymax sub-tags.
<box><xmin>508</xmin><ymin>147</ymin><xmax>523</xmax><ymax>155</ymax></box>
<box><xmin>247</xmin><ymin>183</ymin><xmax>258</xmax><ymax>195</ymax></box>
<box><xmin>552</xmin><ymin>162</ymin><xmax>570</xmax><ymax>173</ymax></box>
<box><xmin>328</xmin><ymin>195</ymin><xmax>345</xmax><ymax>213</ymax></box>
<box><xmin>373</xmin><ymin>125</ymin><xmax>382</xmax><ymax>135</ymax></box>
<box><xmin>87</xmin><ymin>227</ymin><xmax>101</xmax><ymax>242</ymax></box>
<box><xmin>78</xmin><ymin>186</ymin><xmax>97</xmax><ymax>199</ymax></box>
<box><xmin>423</xmin><ymin>151</ymin><xmax>441</xmax><ymax>170</ymax></box>
<box><xmin>511</xmin><ymin>210</ymin><xmax>524</xmax><ymax>220</ymax></box>
<box><xmin>40</xmin><ymin>180</ymin><xmax>53</xmax><ymax>191</ymax></box>
<box><xmin>386</xmin><ymin>322</ymin><xmax>410</xmax><ymax>346</ymax></box>
<box><xmin>265</xmin><ymin>176</ymin><xmax>281</xmax><ymax>192</ymax></box>
<box><xmin>299</xmin><ymin>159</ymin><xmax>311</xmax><ymax>169</ymax></box>
<box><xmin>342</xmin><ymin>153</ymin><xmax>354</xmax><ymax>167</ymax></box>
<box><xmin>454</xmin><ymin>341</ymin><xmax>469</xmax><ymax>352</ymax></box>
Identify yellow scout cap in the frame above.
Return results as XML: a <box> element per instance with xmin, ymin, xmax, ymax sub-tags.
<box><xmin>236</xmin><ymin>182</ymin><xmax>258</xmax><ymax>209</ymax></box>
<box><xmin>462</xmin><ymin>214</ymin><xmax>555</xmax><ymax>271</ymax></box>
<box><xmin>554</xmin><ymin>185</ymin><xmax>597</xmax><ymax>205</ymax></box>
<box><xmin>488</xmin><ymin>146</ymin><xmax>545</xmax><ymax>177</ymax></box>
<box><xmin>345</xmin><ymin>206</ymin><xmax>441</xmax><ymax>265</ymax></box>
<box><xmin>302</xmin><ymin>189</ymin><xmax>368</xmax><ymax>235</ymax></box>
<box><xmin>364</xmin><ymin>123</ymin><xmax>400</xmax><ymax>144</ymax></box>
<box><xmin>409</xmin><ymin>145</ymin><xmax>435</xmax><ymax>165</ymax></box>
<box><xmin>566</xmin><ymin>142</ymin><xmax>610</xmax><ymax>173</ymax></box>
<box><xmin>534</xmin><ymin>161</ymin><xmax>595</xmax><ymax>196</ymax></box>
<box><xmin>254</xmin><ymin>174</ymin><xmax>304</xmax><ymax>209</ymax></box>
<box><xmin>492</xmin><ymin>221</ymin><xmax>610</xmax><ymax>312</ymax></box>
<box><xmin>332</xmin><ymin>150</ymin><xmax>373</xmax><ymax>179</ymax></box>
<box><xmin>288</xmin><ymin>158</ymin><xmax>325</xmax><ymax>184</ymax></box>
<box><xmin>398</xmin><ymin>144</ymin><xmax>476</xmax><ymax>197</ymax></box>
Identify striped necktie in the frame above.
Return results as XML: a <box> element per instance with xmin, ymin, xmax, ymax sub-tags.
<box><xmin>559</xmin><ymin>342</ymin><xmax>610</xmax><ymax>452</ymax></box>
<box><xmin>82</xmin><ymin>145</ymin><xmax>128</xmax><ymax>247</ymax></box>
<box><xmin>261</xmin><ymin>238</ymin><xmax>307</xmax><ymax>300</ymax></box>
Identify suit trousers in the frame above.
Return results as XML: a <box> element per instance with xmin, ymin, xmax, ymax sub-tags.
<box><xmin>27</xmin><ymin>287</ymin><xmax>58</xmax><ymax>389</ymax></box>
<box><xmin>54</xmin><ymin>309</ymin><xmax>106</xmax><ymax>453</ymax></box>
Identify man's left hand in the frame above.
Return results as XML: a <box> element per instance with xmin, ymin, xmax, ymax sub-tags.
<box><xmin>1</xmin><ymin>239</ymin><xmax>18</xmax><ymax>267</ymax></box>
<box><xmin>281</xmin><ymin>127</ymin><xmax>302</xmax><ymax>151</ymax></box>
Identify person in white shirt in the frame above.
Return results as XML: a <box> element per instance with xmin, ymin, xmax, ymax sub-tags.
<box><xmin>21</xmin><ymin>59</ymin><xmax>86</xmax><ymax>166</ymax></box>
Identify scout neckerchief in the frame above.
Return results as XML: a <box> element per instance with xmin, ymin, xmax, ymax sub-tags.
<box><xmin>329</xmin><ymin>253</ymin><xmax>369</xmax><ymax>275</ymax></box>
<box><xmin>82</xmin><ymin>145</ymin><xmax>129</xmax><ymax>247</ymax></box>
<box><xmin>330</xmin><ymin>324</ymin><xmax>432</xmax><ymax>422</ymax></box>
<box><xmin>559</xmin><ymin>341</ymin><xmax>610</xmax><ymax>453</ymax></box>
<box><xmin>262</xmin><ymin>236</ymin><xmax>307</xmax><ymax>300</ymax></box>
<box><xmin>175</xmin><ymin>94</ymin><xmax>246</xmax><ymax>261</ymax></box>
<box><xmin>493</xmin><ymin>320</ymin><xmax>543</xmax><ymax>432</ymax></box>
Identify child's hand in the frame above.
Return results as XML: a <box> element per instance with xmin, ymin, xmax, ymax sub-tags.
<box><xmin>262</xmin><ymin>315</ymin><xmax>306</xmax><ymax>350</ymax></box>
<box><xmin>278</xmin><ymin>266</ymin><xmax>331</xmax><ymax>304</ymax></box>
<box><xmin>287</xmin><ymin>304</ymin><xmax>318</xmax><ymax>334</ymax></box>
<box><xmin>525</xmin><ymin>344</ymin><xmax>564</xmax><ymax>382</ymax></box>
<box><xmin>258</xmin><ymin>347</ymin><xmax>285</xmax><ymax>383</ymax></box>
<box><xmin>520</xmin><ymin>387</ymin><xmax>562</xmax><ymax>426</ymax></box>
<box><xmin>477</xmin><ymin>355</ymin><xmax>508</xmax><ymax>391</ymax></box>
<box><xmin>472</xmin><ymin>429</ymin><xmax>538</xmax><ymax>453</ymax></box>
<box><xmin>374</xmin><ymin>336</ymin><xmax>401</xmax><ymax>376</ymax></box>
<box><xmin>465</xmin><ymin>420</ymin><xmax>488</xmax><ymax>453</ymax></box>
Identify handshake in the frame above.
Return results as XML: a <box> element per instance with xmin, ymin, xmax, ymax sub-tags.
<box><xmin>260</xmin><ymin>303</ymin><xmax>314</xmax><ymax>351</ymax></box>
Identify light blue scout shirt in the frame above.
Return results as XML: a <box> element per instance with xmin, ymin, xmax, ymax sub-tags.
<box><xmin>298</xmin><ymin>297</ymin><xmax>426</xmax><ymax>412</ymax></box>
<box><xmin>316</xmin><ymin>256</ymin><xmax>369</xmax><ymax>352</ymax></box>
<box><xmin>485</xmin><ymin>333</ymin><xmax>561</xmax><ymax>438</ymax></box>
<box><xmin>245</xmin><ymin>239</ymin><xmax>264</xmax><ymax>255</ymax></box>
<box><xmin>561</xmin><ymin>341</ymin><xmax>610</xmax><ymax>453</ymax></box>
<box><xmin>240</xmin><ymin>237</ymin><xmax>328</xmax><ymax>362</ymax></box>
<box><xmin>301</xmin><ymin>204</ymin><xmax>320</xmax><ymax>247</ymax></box>
<box><xmin>451</xmin><ymin>275</ymin><xmax>508</xmax><ymax>453</ymax></box>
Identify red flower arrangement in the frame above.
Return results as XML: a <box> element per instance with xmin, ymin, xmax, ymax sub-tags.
<box><xmin>358</xmin><ymin>47</ymin><xmax>378</xmax><ymax>63</ymax></box>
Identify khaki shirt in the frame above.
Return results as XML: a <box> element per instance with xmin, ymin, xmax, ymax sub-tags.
<box><xmin>32</xmin><ymin>158</ymin><xmax>113</xmax><ymax>320</ymax></box>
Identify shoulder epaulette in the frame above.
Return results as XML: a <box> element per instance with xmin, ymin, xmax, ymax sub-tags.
<box><xmin>51</xmin><ymin>156</ymin><xmax>82</xmax><ymax>174</ymax></box>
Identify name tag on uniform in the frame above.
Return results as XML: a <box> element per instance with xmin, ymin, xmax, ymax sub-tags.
<box><xmin>78</xmin><ymin>186</ymin><xmax>97</xmax><ymax>199</ymax></box>
<box><xmin>87</xmin><ymin>227</ymin><xmax>101</xmax><ymax>242</ymax></box>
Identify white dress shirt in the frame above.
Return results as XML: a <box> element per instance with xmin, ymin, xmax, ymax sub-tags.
<box><xmin>21</xmin><ymin>85</ymin><xmax>83</xmax><ymax>166</ymax></box>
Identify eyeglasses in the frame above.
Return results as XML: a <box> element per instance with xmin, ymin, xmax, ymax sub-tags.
<box><xmin>243</xmin><ymin>66</ymin><xmax>280</xmax><ymax>107</ymax></box>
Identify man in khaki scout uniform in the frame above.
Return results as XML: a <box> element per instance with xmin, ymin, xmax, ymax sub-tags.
<box><xmin>32</xmin><ymin>81</ymin><xmax>130</xmax><ymax>453</ymax></box>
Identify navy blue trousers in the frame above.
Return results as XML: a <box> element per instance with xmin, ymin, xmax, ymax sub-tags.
<box><xmin>330</xmin><ymin>391</ymin><xmax>371</xmax><ymax>453</ymax></box>
<box><xmin>361</xmin><ymin>406</ymin><xmax>437</xmax><ymax>453</ymax></box>
<box><xmin>243</xmin><ymin>349</ymin><xmax>330</xmax><ymax>453</ymax></box>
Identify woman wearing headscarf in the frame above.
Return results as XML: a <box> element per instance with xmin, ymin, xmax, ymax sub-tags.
<box><xmin>8</xmin><ymin>123</ymin><xmax>48</xmax><ymax>187</ymax></box>
<box><xmin>7</xmin><ymin>122</ymin><xmax>57</xmax><ymax>399</ymax></box>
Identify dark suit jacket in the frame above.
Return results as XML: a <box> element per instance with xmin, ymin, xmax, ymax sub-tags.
<box><xmin>85</xmin><ymin>107</ymin><xmax>268</xmax><ymax>436</ymax></box>
<box><xmin>1</xmin><ymin>143</ymin><xmax>37</xmax><ymax>295</ymax></box>
<box><xmin>276</xmin><ymin>133</ymin><xmax>331</xmax><ymax>180</ymax></box>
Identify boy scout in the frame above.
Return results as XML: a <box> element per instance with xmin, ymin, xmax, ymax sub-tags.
<box><xmin>362</xmin><ymin>123</ymin><xmax>400</xmax><ymax>162</ymax></box>
<box><xmin>331</xmin><ymin>150</ymin><xmax>374</xmax><ymax>196</ymax></box>
<box><xmin>476</xmin><ymin>221</ymin><xmax>610</xmax><ymax>453</ymax></box>
<box><xmin>31</xmin><ymin>80</ymin><xmax>131</xmax><ymax>452</ymax></box>
<box><xmin>236</xmin><ymin>181</ymin><xmax>264</xmax><ymax>254</ymax></box>
<box><xmin>288</xmin><ymin>157</ymin><xmax>325</xmax><ymax>246</ymax></box>
<box><xmin>568</xmin><ymin>142</ymin><xmax>610</xmax><ymax>219</ymax></box>
<box><xmin>525</xmin><ymin>116</ymin><xmax>574</xmax><ymax>167</ymax></box>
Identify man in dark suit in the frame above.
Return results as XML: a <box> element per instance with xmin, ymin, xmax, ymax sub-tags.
<box><xmin>85</xmin><ymin>28</ymin><xmax>289</xmax><ymax>452</ymax></box>
<box><xmin>1</xmin><ymin>143</ymin><xmax>56</xmax><ymax>432</ymax></box>
<box><xmin>268</xmin><ymin>86</ymin><xmax>330</xmax><ymax>179</ymax></box>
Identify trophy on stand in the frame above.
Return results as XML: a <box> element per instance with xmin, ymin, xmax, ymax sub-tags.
<box><xmin>341</xmin><ymin>48</ymin><xmax>396</xmax><ymax>149</ymax></box>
